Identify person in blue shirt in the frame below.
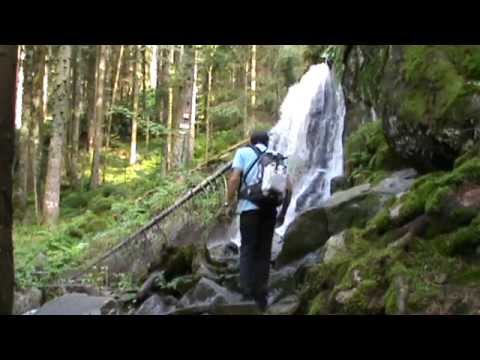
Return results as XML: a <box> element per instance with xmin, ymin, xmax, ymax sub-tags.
<box><xmin>225</xmin><ymin>131</ymin><xmax>292</xmax><ymax>311</ymax></box>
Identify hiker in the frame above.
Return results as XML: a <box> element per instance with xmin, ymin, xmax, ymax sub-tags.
<box><xmin>225</xmin><ymin>131</ymin><xmax>292</xmax><ymax>311</ymax></box>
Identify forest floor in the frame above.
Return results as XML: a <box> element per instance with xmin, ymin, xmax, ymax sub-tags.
<box><xmin>13</xmin><ymin>129</ymin><xmax>241</xmax><ymax>292</ymax></box>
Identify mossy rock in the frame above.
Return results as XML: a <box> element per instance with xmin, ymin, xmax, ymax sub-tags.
<box><xmin>162</xmin><ymin>244</ymin><xmax>197</xmax><ymax>282</ymax></box>
<box><xmin>432</xmin><ymin>222</ymin><xmax>480</xmax><ymax>257</ymax></box>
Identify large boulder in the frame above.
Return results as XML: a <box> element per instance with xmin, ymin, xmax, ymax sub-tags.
<box><xmin>276</xmin><ymin>170</ymin><xmax>417</xmax><ymax>267</ymax></box>
<box><xmin>342</xmin><ymin>45</ymin><xmax>480</xmax><ymax>171</ymax></box>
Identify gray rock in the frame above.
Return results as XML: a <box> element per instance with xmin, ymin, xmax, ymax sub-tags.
<box><xmin>137</xmin><ymin>271</ymin><xmax>165</xmax><ymax>302</ymax></box>
<box><xmin>335</xmin><ymin>288</ymin><xmax>358</xmax><ymax>305</ymax></box>
<box><xmin>266</xmin><ymin>295</ymin><xmax>300</xmax><ymax>315</ymax></box>
<box><xmin>323</xmin><ymin>231</ymin><xmax>347</xmax><ymax>264</ymax></box>
<box><xmin>135</xmin><ymin>294</ymin><xmax>178</xmax><ymax>315</ymax></box>
<box><xmin>14</xmin><ymin>288</ymin><xmax>43</xmax><ymax>315</ymax></box>
<box><xmin>275</xmin><ymin>207</ymin><xmax>329</xmax><ymax>267</ymax></box>
<box><xmin>34</xmin><ymin>293</ymin><xmax>117</xmax><ymax>315</ymax></box>
<box><xmin>372</xmin><ymin>168</ymin><xmax>417</xmax><ymax>195</ymax></box>
<box><xmin>180</xmin><ymin>277</ymin><xmax>242</xmax><ymax>308</ymax></box>
<box><xmin>330</xmin><ymin>176</ymin><xmax>349</xmax><ymax>194</ymax></box>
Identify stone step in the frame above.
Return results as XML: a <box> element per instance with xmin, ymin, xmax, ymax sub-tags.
<box><xmin>34</xmin><ymin>293</ymin><xmax>116</xmax><ymax>315</ymax></box>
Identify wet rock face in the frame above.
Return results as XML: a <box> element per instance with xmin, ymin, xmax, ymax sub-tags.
<box><xmin>342</xmin><ymin>45</ymin><xmax>480</xmax><ymax>171</ymax></box>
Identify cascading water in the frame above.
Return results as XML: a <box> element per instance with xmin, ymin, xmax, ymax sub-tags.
<box><xmin>271</xmin><ymin>62</ymin><xmax>346</xmax><ymax>237</ymax></box>
<box><xmin>226</xmin><ymin>62</ymin><xmax>345</xmax><ymax>249</ymax></box>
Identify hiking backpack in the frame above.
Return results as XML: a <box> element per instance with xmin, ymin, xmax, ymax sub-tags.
<box><xmin>238</xmin><ymin>145</ymin><xmax>288</xmax><ymax>208</ymax></box>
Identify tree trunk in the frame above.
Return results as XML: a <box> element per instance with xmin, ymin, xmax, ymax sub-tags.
<box><xmin>67</xmin><ymin>45</ymin><xmax>82</xmax><ymax>189</ymax></box>
<box><xmin>166</xmin><ymin>46</ymin><xmax>175</xmax><ymax>172</ymax></box>
<box><xmin>188</xmin><ymin>46</ymin><xmax>199</xmax><ymax>165</ymax></box>
<box><xmin>173</xmin><ymin>45</ymin><xmax>194</xmax><ymax>169</ymax></box>
<box><xmin>42</xmin><ymin>45</ymin><xmax>71</xmax><ymax>225</ymax></box>
<box><xmin>142</xmin><ymin>46</ymin><xmax>149</xmax><ymax>150</ymax></box>
<box><xmin>129</xmin><ymin>46</ymin><xmax>139</xmax><ymax>165</ymax></box>
<box><xmin>86</xmin><ymin>46</ymin><xmax>97</xmax><ymax>156</ymax></box>
<box><xmin>249</xmin><ymin>44</ymin><xmax>256</xmax><ymax>134</ymax></box>
<box><xmin>204</xmin><ymin>64</ymin><xmax>213</xmax><ymax>163</ymax></box>
<box><xmin>106</xmin><ymin>44</ymin><xmax>124</xmax><ymax>150</ymax></box>
<box><xmin>31</xmin><ymin>45</ymin><xmax>47</xmax><ymax>222</ymax></box>
<box><xmin>244</xmin><ymin>48</ymin><xmax>250</xmax><ymax>138</ymax></box>
<box><xmin>0</xmin><ymin>45</ymin><xmax>17</xmax><ymax>315</ymax></box>
<box><xmin>16</xmin><ymin>45</ymin><xmax>34</xmax><ymax>212</ymax></box>
<box><xmin>90</xmin><ymin>45</ymin><xmax>107</xmax><ymax>189</ymax></box>
<box><xmin>155</xmin><ymin>46</ymin><xmax>164</xmax><ymax>127</ymax></box>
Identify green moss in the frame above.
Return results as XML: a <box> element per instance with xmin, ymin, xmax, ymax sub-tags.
<box><xmin>340</xmin><ymin>279</ymin><xmax>383</xmax><ymax>314</ymax></box>
<box><xmin>398</xmin><ymin>178</ymin><xmax>437</xmax><ymax>223</ymax></box>
<box><xmin>432</xmin><ymin>222</ymin><xmax>480</xmax><ymax>257</ymax></box>
<box><xmin>346</xmin><ymin>120</ymin><xmax>405</xmax><ymax>186</ymax></box>
<box><xmin>308</xmin><ymin>292</ymin><xmax>330</xmax><ymax>315</ymax></box>
<box><xmin>384</xmin><ymin>285</ymin><xmax>398</xmax><ymax>314</ymax></box>
<box><xmin>365</xmin><ymin>209</ymin><xmax>391</xmax><ymax>236</ymax></box>
<box><xmin>163</xmin><ymin>244</ymin><xmax>196</xmax><ymax>281</ymax></box>
<box><xmin>425</xmin><ymin>186</ymin><xmax>453</xmax><ymax>215</ymax></box>
<box><xmin>442</xmin><ymin>157</ymin><xmax>480</xmax><ymax>186</ymax></box>
<box><xmin>401</xmin><ymin>46</ymin><xmax>465</xmax><ymax>126</ymax></box>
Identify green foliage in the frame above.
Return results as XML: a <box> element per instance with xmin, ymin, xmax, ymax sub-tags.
<box><xmin>346</xmin><ymin>120</ymin><xmax>404</xmax><ymax>185</ymax></box>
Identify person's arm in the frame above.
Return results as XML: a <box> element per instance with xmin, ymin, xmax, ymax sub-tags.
<box><xmin>224</xmin><ymin>149</ymin><xmax>244</xmax><ymax>215</ymax></box>
<box><xmin>226</xmin><ymin>169</ymin><xmax>242</xmax><ymax>207</ymax></box>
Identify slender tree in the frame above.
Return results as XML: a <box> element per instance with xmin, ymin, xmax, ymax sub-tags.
<box><xmin>129</xmin><ymin>45</ymin><xmax>140</xmax><ymax>165</ymax></box>
<box><xmin>31</xmin><ymin>45</ymin><xmax>47</xmax><ymax>221</ymax></box>
<box><xmin>249</xmin><ymin>44</ymin><xmax>257</xmax><ymax>135</ymax></box>
<box><xmin>16</xmin><ymin>46</ymin><xmax>34</xmax><ymax>212</ymax></box>
<box><xmin>67</xmin><ymin>45</ymin><xmax>82</xmax><ymax>189</ymax></box>
<box><xmin>204</xmin><ymin>63</ymin><xmax>213</xmax><ymax>163</ymax></box>
<box><xmin>142</xmin><ymin>46</ymin><xmax>149</xmax><ymax>150</ymax></box>
<box><xmin>0</xmin><ymin>45</ymin><xmax>18</xmax><ymax>315</ymax></box>
<box><xmin>86</xmin><ymin>46</ymin><xmax>97</xmax><ymax>155</ymax></box>
<box><xmin>244</xmin><ymin>47</ymin><xmax>250</xmax><ymax>137</ymax></box>
<box><xmin>188</xmin><ymin>46</ymin><xmax>199</xmax><ymax>165</ymax></box>
<box><xmin>90</xmin><ymin>45</ymin><xmax>107</xmax><ymax>188</ymax></box>
<box><xmin>42</xmin><ymin>45</ymin><xmax>71</xmax><ymax>225</ymax></box>
<box><xmin>166</xmin><ymin>45</ymin><xmax>175</xmax><ymax>171</ymax></box>
<box><xmin>105</xmin><ymin>45</ymin><xmax>124</xmax><ymax>149</ymax></box>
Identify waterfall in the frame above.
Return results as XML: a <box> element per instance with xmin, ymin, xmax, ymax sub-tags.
<box><xmin>272</xmin><ymin>63</ymin><xmax>346</xmax><ymax>237</ymax></box>
<box><xmin>227</xmin><ymin>63</ymin><xmax>346</xmax><ymax>248</ymax></box>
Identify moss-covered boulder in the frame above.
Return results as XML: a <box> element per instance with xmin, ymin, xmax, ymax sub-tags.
<box><xmin>342</xmin><ymin>45</ymin><xmax>480</xmax><ymax>172</ymax></box>
<box><xmin>277</xmin><ymin>170</ymin><xmax>417</xmax><ymax>267</ymax></box>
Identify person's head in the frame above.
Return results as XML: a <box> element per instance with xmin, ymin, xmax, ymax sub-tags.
<box><xmin>250</xmin><ymin>131</ymin><xmax>269</xmax><ymax>147</ymax></box>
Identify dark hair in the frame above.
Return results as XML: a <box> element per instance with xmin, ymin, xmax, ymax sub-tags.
<box><xmin>250</xmin><ymin>131</ymin><xmax>269</xmax><ymax>147</ymax></box>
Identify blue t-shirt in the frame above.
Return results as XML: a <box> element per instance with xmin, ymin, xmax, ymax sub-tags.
<box><xmin>232</xmin><ymin>143</ymin><xmax>267</xmax><ymax>214</ymax></box>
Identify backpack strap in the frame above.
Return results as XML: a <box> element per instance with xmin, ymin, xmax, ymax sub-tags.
<box><xmin>237</xmin><ymin>145</ymin><xmax>266</xmax><ymax>196</ymax></box>
<box><xmin>242</xmin><ymin>145</ymin><xmax>263</xmax><ymax>185</ymax></box>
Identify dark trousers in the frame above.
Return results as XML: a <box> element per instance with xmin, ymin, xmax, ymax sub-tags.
<box><xmin>239</xmin><ymin>208</ymin><xmax>277</xmax><ymax>300</ymax></box>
